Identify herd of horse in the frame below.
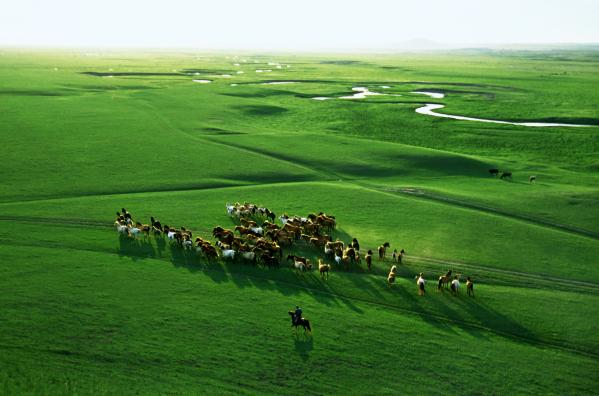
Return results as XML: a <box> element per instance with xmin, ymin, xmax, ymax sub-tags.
<box><xmin>114</xmin><ymin>201</ymin><xmax>475</xmax><ymax>334</ymax></box>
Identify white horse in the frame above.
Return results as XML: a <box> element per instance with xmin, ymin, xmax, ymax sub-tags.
<box><xmin>240</xmin><ymin>251</ymin><xmax>255</xmax><ymax>262</ymax></box>
<box><xmin>115</xmin><ymin>221</ymin><xmax>129</xmax><ymax>235</ymax></box>
<box><xmin>225</xmin><ymin>203</ymin><xmax>235</xmax><ymax>215</ymax></box>
<box><xmin>334</xmin><ymin>254</ymin><xmax>342</xmax><ymax>266</ymax></box>
<box><xmin>128</xmin><ymin>226</ymin><xmax>142</xmax><ymax>238</ymax></box>
<box><xmin>324</xmin><ymin>245</ymin><xmax>334</xmax><ymax>255</ymax></box>
<box><xmin>221</xmin><ymin>249</ymin><xmax>236</xmax><ymax>260</ymax></box>
<box><xmin>294</xmin><ymin>260</ymin><xmax>307</xmax><ymax>272</ymax></box>
<box><xmin>166</xmin><ymin>230</ymin><xmax>178</xmax><ymax>242</ymax></box>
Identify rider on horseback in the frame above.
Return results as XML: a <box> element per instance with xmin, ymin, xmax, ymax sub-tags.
<box><xmin>294</xmin><ymin>305</ymin><xmax>303</xmax><ymax>325</ymax></box>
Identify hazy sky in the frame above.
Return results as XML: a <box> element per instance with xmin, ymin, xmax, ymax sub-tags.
<box><xmin>1</xmin><ymin>0</ymin><xmax>598</xmax><ymax>50</ymax></box>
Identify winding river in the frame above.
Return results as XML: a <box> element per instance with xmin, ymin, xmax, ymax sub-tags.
<box><xmin>413</xmin><ymin>91</ymin><xmax>590</xmax><ymax>127</ymax></box>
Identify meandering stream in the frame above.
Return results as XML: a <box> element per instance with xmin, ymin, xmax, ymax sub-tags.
<box><xmin>413</xmin><ymin>91</ymin><xmax>590</xmax><ymax>128</ymax></box>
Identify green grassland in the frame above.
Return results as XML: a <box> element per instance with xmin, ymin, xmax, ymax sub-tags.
<box><xmin>1</xmin><ymin>49</ymin><xmax>598</xmax><ymax>394</ymax></box>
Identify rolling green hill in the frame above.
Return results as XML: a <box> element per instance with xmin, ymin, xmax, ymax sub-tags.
<box><xmin>1</xmin><ymin>49</ymin><xmax>598</xmax><ymax>394</ymax></box>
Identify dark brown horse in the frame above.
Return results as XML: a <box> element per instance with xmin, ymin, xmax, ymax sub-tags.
<box><xmin>288</xmin><ymin>311</ymin><xmax>312</xmax><ymax>333</ymax></box>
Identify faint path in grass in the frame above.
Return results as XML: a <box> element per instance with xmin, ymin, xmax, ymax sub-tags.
<box><xmin>0</xmin><ymin>180</ymin><xmax>321</xmax><ymax>206</ymax></box>
<box><xmin>1</xmin><ymin>214</ymin><xmax>598</xmax><ymax>295</ymax></box>
<box><xmin>0</xmin><ymin>237</ymin><xmax>597</xmax><ymax>359</ymax></box>
<box><xmin>133</xmin><ymin>94</ymin><xmax>599</xmax><ymax>241</ymax></box>
<box><xmin>365</xmin><ymin>184</ymin><xmax>599</xmax><ymax>240</ymax></box>
<box><xmin>136</xmin><ymin>98</ymin><xmax>329</xmax><ymax>182</ymax></box>
<box><xmin>401</xmin><ymin>254</ymin><xmax>599</xmax><ymax>294</ymax></box>
<box><xmin>198</xmin><ymin>136</ymin><xmax>599</xmax><ymax>241</ymax></box>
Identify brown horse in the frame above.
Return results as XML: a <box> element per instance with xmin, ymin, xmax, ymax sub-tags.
<box><xmin>289</xmin><ymin>311</ymin><xmax>312</xmax><ymax>333</ymax></box>
<box><xmin>378</xmin><ymin>242</ymin><xmax>390</xmax><ymax>261</ymax></box>
<box><xmin>437</xmin><ymin>270</ymin><xmax>453</xmax><ymax>291</ymax></box>
<box><xmin>466</xmin><ymin>276</ymin><xmax>474</xmax><ymax>297</ymax></box>
<box><xmin>365</xmin><ymin>250</ymin><xmax>373</xmax><ymax>271</ymax></box>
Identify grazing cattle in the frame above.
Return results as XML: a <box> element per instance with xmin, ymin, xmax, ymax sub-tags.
<box><xmin>466</xmin><ymin>276</ymin><xmax>474</xmax><ymax>297</ymax></box>
<box><xmin>398</xmin><ymin>249</ymin><xmax>405</xmax><ymax>264</ymax></box>
<box><xmin>500</xmin><ymin>171</ymin><xmax>512</xmax><ymax>180</ymax></box>
<box><xmin>387</xmin><ymin>265</ymin><xmax>397</xmax><ymax>285</ymax></box>
<box><xmin>489</xmin><ymin>168</ymin><xmax>499</xmax><ymax>176</ymax></box>
<box><xmin>529</xmin><ymin>175</ymin><xmax>536</xmax><ymax>183</ymax></box>
<box><xmin>318</xmin><ymin>259</ymin><xmax>330</xmax><ymax>279</ymax></box>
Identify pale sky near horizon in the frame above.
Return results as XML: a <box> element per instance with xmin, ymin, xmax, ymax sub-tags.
<box><xmin>1</xmin><ymin>0</ymin><xmax>598</xmax><ymax>50</ymax></box>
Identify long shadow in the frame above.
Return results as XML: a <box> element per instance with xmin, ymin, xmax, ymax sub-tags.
<box><xmin>453</xmin><ymin>294</ymin><xmax>537</xmax><ymax>342</ymax></box>
<box><xmin>81</xmin><ymin>72</ymin><xmax>183</xmax><ymax>77</ymax></box>
<box><xmin>236</xmin><ymin>105</ymin><xmax>288</xmax><ymax>116</ymax></box>
<box><xmin>293</xmin><ymin>333</ymin><xmax>314</xmax><ymax>361</ymax></box>
<box><xmin>0</xmin><ymin>89</ymin><xmax>68</xmax><ymax>97</ymax></box>
<box><xmin>117</xmin><ymin>235</ymin><xmax>156</xmax><ymax>261</ymax></box>
<box><xmin>221</xmin><ymin>90</ymin><xmax>294</xmax><ymax>99</ymax></box>
<box><xmin>196</xmin><ymin>127</ymin><xmax>246</xmax><ymax>135</ymax></box>
<box><xmin>115</xmin><ymin>236</ymin><xmax>556</xmax><ymax>351</ymax></box>
<box><xmin>180</xmin><ymin>68</ymin><xmax>235</xmax><ymax>75</ymax></box>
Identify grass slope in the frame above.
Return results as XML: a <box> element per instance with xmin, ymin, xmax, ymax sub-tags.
<box><xmin>1</xmin><ymin>49</ymin><xmax>598</xmax><ymax>394</ymax></box>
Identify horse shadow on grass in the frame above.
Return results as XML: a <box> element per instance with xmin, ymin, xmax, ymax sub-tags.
<box><xmin>293</xmin><ymin>333</ymin><xmax>314</xmax><ymax>361</ymax></box>
<box><xmin>117</xmin><ymin>235</ymin><xmax>157</xmax><ymax>261</ymax></box>
<box><xmin>115</xmin><ymin>234</ymin><xmax>366</xmax><ymax>312</ymax></box>
<box><xmin>115</xmin><ymin>235</ymin><xmax>537</xmax><ymax>345</ymax></box>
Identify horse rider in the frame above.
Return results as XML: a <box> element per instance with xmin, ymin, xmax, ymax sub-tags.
<box><xmin>294</xmin><ymin>305</ymin><xmax>303</xmax><ymax>324</ymax></box>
